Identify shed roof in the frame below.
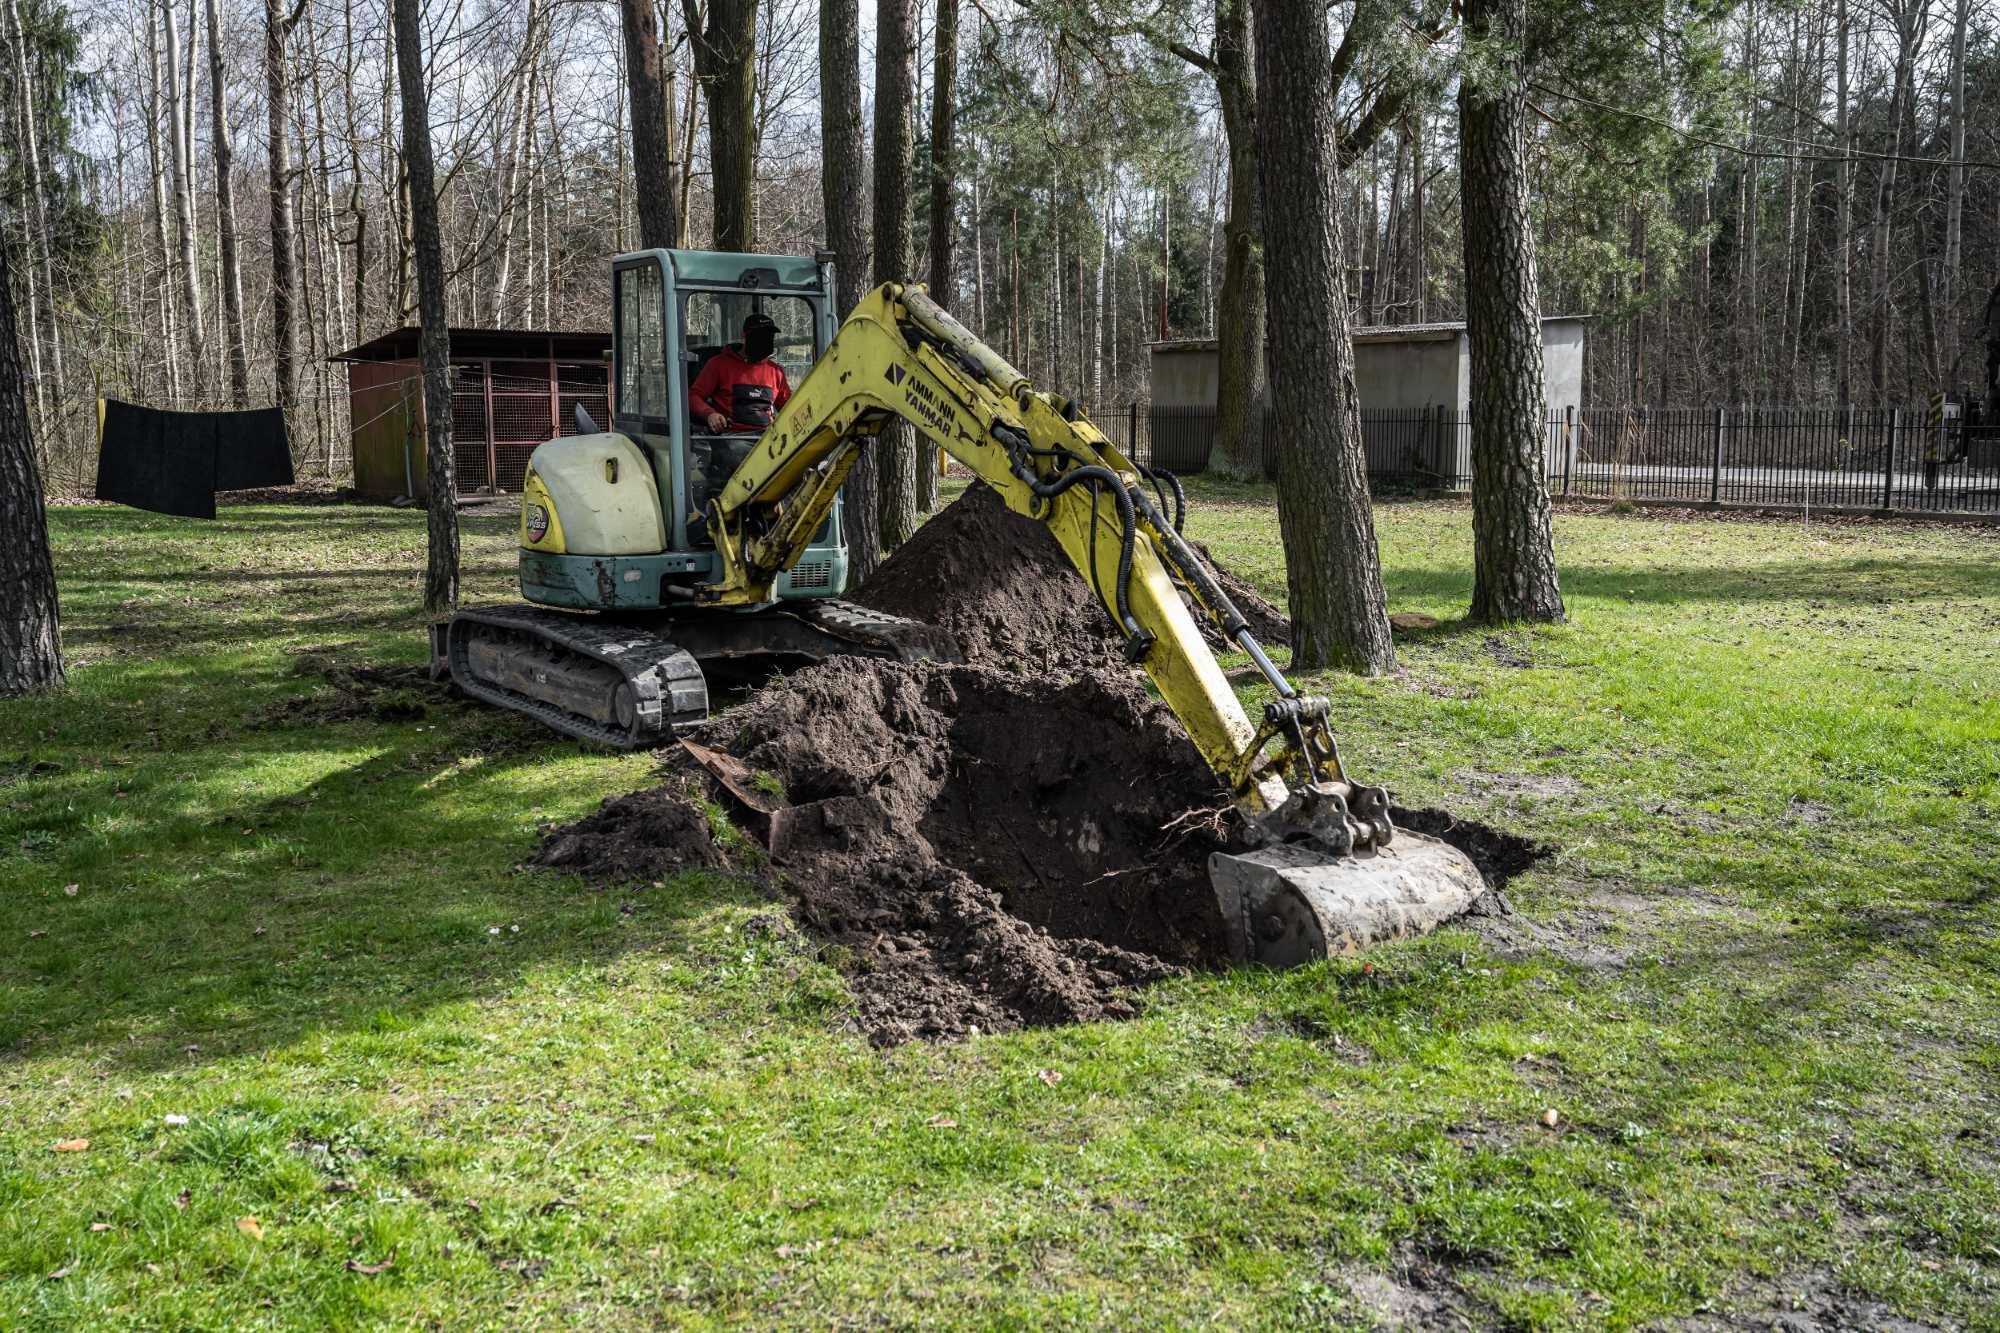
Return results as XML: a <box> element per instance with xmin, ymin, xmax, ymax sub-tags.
<box><xmin>330</xmin><ymin>326</ymin><xmax>611</xmax><ymax>364</ymax></box>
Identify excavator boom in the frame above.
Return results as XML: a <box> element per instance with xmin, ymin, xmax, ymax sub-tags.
<box><xmin>698</xmin><ymin>283</ymin><xmax>1485</xmax><ymax>962</ymax></box>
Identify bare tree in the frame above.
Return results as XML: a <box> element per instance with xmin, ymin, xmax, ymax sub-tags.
<box><xmin>819</xmin><ymin>0</ymin><xmax>879</xmax><ymax>582</ymax></box>
<box><xmin>205</xmin><ymin>0</ymin><xmax>250</xmax><ymax>404</ymax></box>
<box><xmin>266</xmin><ymin>0</ymin><xmax>303</xmax><ymax>422</ymax></box>
<box><xmin>1459</xmin><ymin>0</ymin><xmax>1564</xmax><ymax>623</ymax></box>
<box><xmin>392</xmin><ymin>0</ymin><xmax>457</xmax><ymax>615</ymax></box>
<box><xmin>0</xmin><ymin>236</ymin><xmax>62</xmax><ymax>694</ymax></box>
<box><xmin>917</xmin><ymin>0</ymin><xmax>957</xmax><ymax>515</ymax></box>
<box><xmin>873</xmin><ymin>0</ymin><xmax>919</xmax><ymax>548</ymax></box>
<box><xmin>620</xmin><ymin>0</ymin><xmax>679</xmax><ymax>251</ymax></box>
<box><xmin>1250</xmin><ymin>0</ymin><xmax>1393</xmax><ymax>674</ymax></box>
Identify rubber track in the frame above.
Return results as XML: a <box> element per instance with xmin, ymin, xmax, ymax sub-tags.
<box><xmin>442</xmin><ymin>605</ymin><xmax>708</xmax><ymax>749</ymax></box>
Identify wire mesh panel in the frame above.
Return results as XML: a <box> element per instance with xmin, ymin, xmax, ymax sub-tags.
<box><xmin>449</xmin><ymin>363</ymin><xmax>493</xmax><ymax>491</ymax></box>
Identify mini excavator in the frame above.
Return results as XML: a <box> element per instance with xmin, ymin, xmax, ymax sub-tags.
<box><xmin>431</xmin><ymin>247</ymin><xmax>1483</xmax><ymax>965</ymax></box>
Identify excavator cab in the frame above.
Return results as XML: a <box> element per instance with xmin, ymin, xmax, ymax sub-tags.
<box><xmin>515</xmin><ymin>248</ymin><xmax>847</xmax><ymax>611</ymax></box>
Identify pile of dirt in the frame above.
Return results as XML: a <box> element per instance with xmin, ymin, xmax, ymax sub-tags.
<box><xmin>854</xmin><ymin>483</ymin><xmax>1293</xmax><ymax>669</ymax></box>
<box><xmin>533</xmin><ymin>783</ymin><xmax>726</xmax><ymax>881</ymax></box>
<box><xmin>715</xmin><ymin>660</ymin><xmax>1232</xmax><ymax>1044</ymax></box>
<box><xmin>854</xmin><ymin>483</ymin><xmax>1124</xmax><ymax>674</ymax></box>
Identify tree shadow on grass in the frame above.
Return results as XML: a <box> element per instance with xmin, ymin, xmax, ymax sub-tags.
<box><xmin>0</xmin><ymin>683</ymin><xmax>754</xmax><ymax>1075</ymax></box>
<box><xmin>1387</xmin><ymin>556</ymin><xmax>2000</xmax><ymax>611</ymax></box>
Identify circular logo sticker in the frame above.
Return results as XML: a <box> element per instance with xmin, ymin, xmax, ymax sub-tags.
<box><xmin>525</xmin><ymin>503</ymin><xmax>550</xmax><ymax>543</ymax></box>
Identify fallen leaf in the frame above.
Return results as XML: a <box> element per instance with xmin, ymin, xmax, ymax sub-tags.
<box><xmin>925</xmin><ymin>1115</ymin><xmax>959</xmax><ymax>1129</ymax></box>
<box><xmin>632</xmin><ymin>1133</ymin><xmax>656</xmax><ymax>1145</ymax></box>
<box><xmin>89</xmin><ymin>1222</ymin><xmax>111</xmax><ymax>1233</ymax></box>
<box><xmin>145</xmin><ymin>1263</ymin><xmax>162</xmax><ymax>1275</ymax></box>
<box><xmin>174</xmin><ymin>1190</ymin><xmax>190</xmax><ymax>1211</ymax></box>
<box><xmin>775</xmin><ymin>1240</ymin><xmax>829</xmax><ymax>1258</ymax></box>
<box><xmin>325</xmin><ymin>1178</ymin><xmax>356</xmax><ymax>1194</ymax></box>
<box><xmin>236</xmin><ymin>1216</ymin><xmax>265</xmax><ymax>1240</ymax></box>
<box><xmin>162</xmin><ymin>1114</ymin><xmax>189</xmax><ymax>1127</ymax></box>
<box><xmin>46</xmin><ymin>1265</ymin><xmax>73</xmax><ymax>1280</ymax></box>
<box><xmin>1037</xmin><ymin>1069</ymin><xmax>1063</xmax><ymax>1087</ymax></box>
<box><xmin>1541</xmin><ymin>1108</ymin><xmax>1562</xmax><ymax>1128</ymax></box>
<box><xmin>536</xmin><ymin>1196</ymin><xmax>579</xmax><ymax>1216</ymax></box>
<box><xmin>62</xmin><ymin>883</ymin><xmax>78</xmax><ymax>896</ymax></box>
<box><xmin>345</xmin><ymin>1247</ymin><xmax>397</xmax><ymax>1276</ymax></box>
<box><xmin>52</xmin><ymin>1138</ymin><xmax>89</xmax><ymax>1153</ymax></box>
<box><xmin>27</xmin><ymin>929</ymin><xmax>46</xmax><ymax>939</ymax></box>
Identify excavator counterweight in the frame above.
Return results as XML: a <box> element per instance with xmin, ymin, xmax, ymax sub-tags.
<box><xmin>432</xmin><ymin>247</ymin><xmax>1484</xmax><ymax>965</ymax></box>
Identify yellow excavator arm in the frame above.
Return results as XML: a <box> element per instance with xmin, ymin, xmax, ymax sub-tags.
<box><xmin>697</xmin><ymin>282</ymin><xmax>1382</xmax><ymax>848</ymax></box>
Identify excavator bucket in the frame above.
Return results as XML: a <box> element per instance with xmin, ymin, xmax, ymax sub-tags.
<box><xmin>1209</xmin><ymin>832</ymin><xmax>1486</xmax><ymax>967</ymax></box>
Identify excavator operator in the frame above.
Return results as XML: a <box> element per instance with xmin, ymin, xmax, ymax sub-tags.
<box><xmin>691</xmin><ymin>312</ymin><xmax>791</xmax><ymax>433</ymax></box>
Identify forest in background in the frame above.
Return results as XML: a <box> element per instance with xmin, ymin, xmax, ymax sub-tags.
<box><xmin>4</xmin><ymin>0</ymin><xmax>1999</xmax><ymax>489</ymax></box>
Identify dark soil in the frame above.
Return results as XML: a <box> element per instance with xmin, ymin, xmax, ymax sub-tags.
<box><xmin>254</xmin><ymin>648</ymin><xmax>444</xmax><ymax>726</ymax></box>
<box><xmin>853</xmin><ymin>483</ymin><xmax>1293</xmax><ymax>668</ymax></box>
<box><xmin>1390</xmin><ymin>804</ymin><xmax>1551</xmax><ymax>889</ymax></box>
<box><xmin>533</xmin><ymin>783</ymin><xmax>726</xmax><ymax>881</ymax></box>
<box><xmin>716</xmin><ymin>660</ymin><xmax>1232</xmax><ymax>1045</ymax></box>
<box><xmin>854</xmin><ymin>483</ymin><xmax>1125</xmax><ymax>675</ymax></box>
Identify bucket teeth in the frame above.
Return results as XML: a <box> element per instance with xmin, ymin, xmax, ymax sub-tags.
<box><xmin>1209</xmin><ymin>831</ymin><xmax>1485</xmax><ymax>966</ymax></box>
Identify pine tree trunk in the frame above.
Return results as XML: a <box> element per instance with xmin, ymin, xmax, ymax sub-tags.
<box><xmin>1249</xmin><ymin>0</ymin><xmax>1394</xmax><ymax>675</ymax></box>
<box><xmin>872</xmin><ymin>0</ymin><xmax>919</xmax><ymax>550</ymax></box>
<box><xmin>686</xmin><ymin>0</ymin><xmax>756</xmax><ymax>251</ymax></box>
<box><xmin>1458</xmin><ymin>0</ymin><xmax>1564</xmax><ymax>625</ymax></box>
<box><xmin>819</xmin><ymin>0</ymin><xmax>879</xmax><ymax>583</ymax></box>
<box><xmin>0</xmin><ymin>237</ymin><xmax>62</xmax><ymax>695</ymax></box>
<box><xmin>266</xmin><ymin>0</ymin><xmax>299</xmax><ymax>422</ymax></box>
<box><xmin>620</xmin><ymin>0</ymin><xmax>679</xmax><ymax>251</ymax></box>
<box><xmin>392</xmin><ymin>0</ymin><xmax>457</xmax><ymax>616</ymax></box>
<box><xmin>1211</xmin><ymin>0</ymin><xmax>1267</xmax><ymax>482</ymax></box>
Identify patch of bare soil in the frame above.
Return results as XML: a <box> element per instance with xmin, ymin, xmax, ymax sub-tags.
<box><xmin>719</xmin><ymin>660</ymin><xmax>1231</xmax><ymax>1045</ymax></box>
<box><xmin>853</xmin><ymin>483</ymin><xmax>1293</xmax><ymax>666</ymax></box>
<box><xmin>854</xmin><ymin>482</ymin><xmax>1124</xmax><ymax>675</ymax></box>
<box><xmin>533</xmin><ymin>781</ymin><xmax>727</xmax><ymax>882</ymax></box>
<box><xmin>254</xmin><ymin>647</ymin><xmax>442</xmax><ymax>726</ymax></box>
<box><xmin>1670</xmin><ymin>1269</ymin><xmax>1945</xmax><ymax>1332</ymax></box>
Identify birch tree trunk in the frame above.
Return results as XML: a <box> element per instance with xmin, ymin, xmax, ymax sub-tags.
<box><xmin>819</xmin><ymin>0</ymin><xmax>878</xmax><ymax>582</ymax></box>
<box><xmin>162</xmin><ymin>0</ymin><xmax>205</xmax><ymax>375</ymax></box>
<box><xmin>1250</xmin><ymin>0</ymin><xmax>1394</xmax><ymax>674</ymax></box>
<box><xmin>266</xmin><ymin>0</ymin><xmax>301</xmax><ymax>422</ymax></box>
<box><xmin>1835</xmin><ymin>0</ymin><xmax>1852</xmax><ymax>404</ymax></box>
<box><xmin>872</xmin><ymin>0</ymin><xmax>919</xmax><ymax>550</ymax></box>
<box><xmin>0</xmin><ymin>236</ymin><xmax>63</xmax><ymax>695</ymax></box>
<box><xmin>392</xmin><ymin>0</ymin><xmax>457</xmax><ymax>616</ymax></box>
<box><xmin>204</xmin><ymin>0</ymin><xmax>250</xmax><ymax>404</ymax></box>
<box><xmin>1459</xmin><ymin>0</ymin><xmax>1564</xmax><ymax>624</ymax></box>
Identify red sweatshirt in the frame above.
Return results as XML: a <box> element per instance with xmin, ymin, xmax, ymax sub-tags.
<box><xmin>688</xmin><ymin>347</ymin><xmax>791</xmax><ymax>432</ymax></box>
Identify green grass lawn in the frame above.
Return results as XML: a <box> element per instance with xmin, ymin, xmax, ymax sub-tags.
<box><xmin>3</xmin><ymin>486</ymin><xmax>1996</xmax><ymax>1329</ymax></box>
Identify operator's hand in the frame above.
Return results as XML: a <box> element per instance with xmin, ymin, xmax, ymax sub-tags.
<box><xmin>705</xmin><ymin>410</ymin><xmax>728</xmax><ymax>432</ymax></box>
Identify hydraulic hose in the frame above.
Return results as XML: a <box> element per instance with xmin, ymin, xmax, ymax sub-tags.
<box><xmin>994</xmin><ymin>423</ymin><xmax>1151</xmax><ymax>655</ymax></box>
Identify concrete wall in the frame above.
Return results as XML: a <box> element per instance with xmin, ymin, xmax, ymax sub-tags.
<box><xmin>1351</xmin><ymin>334</ymin><xmax>1463</xmax><ymax>413</ymax></box>
<box><xmin>1149</xmin><ymin>320</ymin><xmax>1587</xmax><ymax>416</ymax></box>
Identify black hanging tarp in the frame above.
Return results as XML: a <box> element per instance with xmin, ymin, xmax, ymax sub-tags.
<box><xmin>94</xmin><ymin>399</ymin><xmax>294</xmax><ymax>520</ymax></box>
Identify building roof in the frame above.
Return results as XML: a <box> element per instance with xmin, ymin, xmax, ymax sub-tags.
<box><xmin>330</xmin><ymin>326</ymin><xmax>611</xmax><ymax>363</ymax></box>
<box><xmin>1148</xmin><ymin>314</ymin><xmax>1590</xmax><ymax>354</ymax></box>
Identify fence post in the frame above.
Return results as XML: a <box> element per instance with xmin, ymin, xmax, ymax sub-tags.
<box><xmin>1563</xmin><ymin>405</ymin><xmax>1575</xmax><ymax>496</ymax></box>
<box><xmin>1883</xmin><ymin>407</ymin><xmax>1899</xmax><ymax>510</ymax></box>
<box><xmin>1710</xmin><ymin>405</ymin><xmax>1724</xmax><ymax>503</ymax></box>
<box><xmin>1128</xmin><ymin>402</ymin><xmax>1139</xmax><ymax>462</ymax></box>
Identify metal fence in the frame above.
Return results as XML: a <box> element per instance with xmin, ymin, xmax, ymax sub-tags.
<box><xmin>448</xmin><ymin>362</ymin><xmax>611</xmax><ymax>493</ymax></box>
<box><xmin>1103</xmin><ymin>402</ymin><xmax>2000</xmax><ymax>516</ymax></box>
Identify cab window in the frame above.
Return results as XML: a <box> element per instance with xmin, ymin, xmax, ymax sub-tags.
<box><xmin>616</xmin><ymin>263</ymin><xmax>667</xmax><ymax>421</ymax></box>
<box><xmin>681</xmin><ymin>292</ymin><xmax>820</xmax><ymax>388</ymax></box>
